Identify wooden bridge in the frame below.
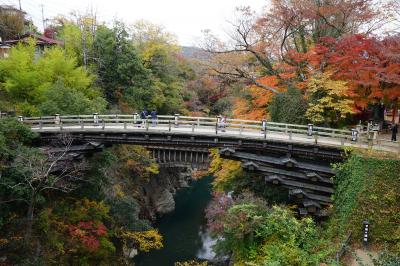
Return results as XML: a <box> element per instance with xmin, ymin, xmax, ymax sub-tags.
<box><xmin>16</xmin><ymin>114</ymin><xmax>400</xmax><ymax>216</ymax></box>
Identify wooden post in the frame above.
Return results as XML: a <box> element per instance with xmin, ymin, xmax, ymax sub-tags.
<box><xmin>314</xmin><ymin>133</ymin><xmax>318</xmax><ymax>144</ymax></box>
<box><xmin>93</xmin><ymin>113</ymin><xmax>99</xmax><ymax>125</ymax></box>
<box><xmin>168</xmin><ymin>120</ymin><xmax>171</xmax><ymax>132</ymax></box>
<box><xmin>124</xmin><ymin>121</ymin><xmax>127</xmax><ymax>129</ymax></box>
<box><xmin>54</xmin><ymin>114</ymin><xmax>60</xmax><ymax>125</ymax></box>
<box><xmin>60</xmin><ymin>122</ymin><xmax>63</xmax><ymax>131</ymax></box>
<box><xmin>192</xmin><ymin>123</ymin><xmax>195</xmax><ymax>132</ymax></box>
<box><xmin>39</xmin><ymin>121</ymin><xmax>42</xmax><ymax>129</ymax></box>
<box><xmin>174</xmin><ymin>114</ymin><xmax>180</xmax><ymax>127</ymax></box>
<box><xmin>289</xmin><ymin>130</ymin><xmax>292</xmax><ymax>140</ymax></box>
<box><xmin>215</xmin><ymin>121</ymin><xmax>218</xmax><ymax>134</ymax></box>
<box><xmin>102</xmin><ymin>119</ymin><xmax>105</xmax><ymax>130</ymax></box>
<box><xmin>307</xmin><ymin>124</ymin><xmax>313</xmax><ymax>136</ymax></box>
<box><xmin>197</xmin><ymin>118</ymin><xmax>200</xmax><ymax>127</ymax></box>
<box><xmin>146</xmin><ymin>119</ymin><xmax>149</xmax><ymax>131</ymax></box>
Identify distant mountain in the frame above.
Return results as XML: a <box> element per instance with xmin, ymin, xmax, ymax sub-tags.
<box><xmin>180</xmin><ymin>46</ymin><xmax>210</xmax><ymax>61</ymax></box>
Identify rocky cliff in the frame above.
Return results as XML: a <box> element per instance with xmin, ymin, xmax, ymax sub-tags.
<box><xmin>138</xmin><ymin>167</ymin><xmax>195</xmax><ymax>221</ymax></box>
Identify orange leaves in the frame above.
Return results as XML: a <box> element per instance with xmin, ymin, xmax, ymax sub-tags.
<box><xmin>233</xmin><ymin>76</ymin><xmax>278</xmax><ymax>120</ymax></box>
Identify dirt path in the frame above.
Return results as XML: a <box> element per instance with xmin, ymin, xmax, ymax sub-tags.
<box><xmin>350</xmin><ymin>249</ymin><xmax>378</xmax><ymax>266</ymax></box>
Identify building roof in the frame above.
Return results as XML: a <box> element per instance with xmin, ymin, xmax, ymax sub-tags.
<box><xmin>3</xmin><ymin>32</ymin><xmax>63</xmax><ymax>46</ymax></box>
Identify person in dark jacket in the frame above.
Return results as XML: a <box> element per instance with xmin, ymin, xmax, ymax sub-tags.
<box><xmin>392</xmin><ymin>123</ymin><xmax>398</xmax><ymax>141</ymax></box>
<box><xmin>150</xmin><ymin>109</ymin><xmax>157</xmax><ymax>127</ymax></box>
<box><xmin>140</xmin><ymin>108</ymin><xmax>148</xmax><ymax>128</ymax></box>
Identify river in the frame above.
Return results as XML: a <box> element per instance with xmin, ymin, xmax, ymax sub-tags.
<box><xmin>135</xmin><ymin>175</ymin><xmax>216</xmax><ymax>266</ymax></box>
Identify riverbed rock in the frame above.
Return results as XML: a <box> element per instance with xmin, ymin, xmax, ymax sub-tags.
<box><xmin>138</xmin><ymin>167</ymin><xmax>197</xmax><ymax>220</ymax></box>
<box><xmin>153</xmin><ymin>188</ymin><xmax>175</xmax><ymax>214</ymax></box>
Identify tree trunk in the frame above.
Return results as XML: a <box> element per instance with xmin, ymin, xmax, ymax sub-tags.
<box><xmin>392</xmin><ymin>99</ymin><xmax>398</xmax><ymax>124</ymax></box>
<box><xmin>24</xmin><ymin>192</ymin><xmax>36</xmax><ymax>246</ymax></box>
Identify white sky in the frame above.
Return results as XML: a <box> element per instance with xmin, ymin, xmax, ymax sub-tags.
<box><xmin>1</xmin><ymin>0</ymin><xmax>267</xmax><ymax>46</ymax></box>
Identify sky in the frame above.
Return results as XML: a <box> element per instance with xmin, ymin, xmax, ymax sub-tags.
<box><xmin>1</xmin><ymin>0</ymin><xmax>267</xmax><ymax>46</ymax></box>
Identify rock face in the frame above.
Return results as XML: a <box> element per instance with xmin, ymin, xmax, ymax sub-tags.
<box><xmin>138</xmin><ymin>167</ymin><xmax>195</xmax><ymax>221</ymax></box>
<box><xmin>153</xmin><ymin>188</ymin><xmax>175</xmax><ymax>214</ymax></box>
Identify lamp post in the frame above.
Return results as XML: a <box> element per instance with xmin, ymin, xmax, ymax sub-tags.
<box><xmin>362</xmin><ymin>220</ymin><xmax>370</xmax><ymax>247</ymax></box>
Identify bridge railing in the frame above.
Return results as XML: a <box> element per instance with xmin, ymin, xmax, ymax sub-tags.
<box><xmin>16</xmin><ymin>114</ymin><xmax>400</xmax><ymax>153</ymax></box>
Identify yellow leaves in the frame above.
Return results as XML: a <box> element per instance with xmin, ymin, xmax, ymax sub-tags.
<box><xmin>209</xmin><ymin>149</ymin><xmax>242</xmax><ymax>191</ymax></box>
<box><xmin>113</xmin><ymin>184</ymin><xmax>125</xmax><ymax>198</ymax></box>
<box><xmin>0</xmin><ymin>238</ymin><xmax>9</xmax><ymax>248</ymax></box>
<box><xmin>305</xmin><ymin>73</ymin><xmax>354</xmax><ymax>124</ymax></box>
<box><xmin>121</xmin><ymin>229</ymin><xmax>163</xmax><ymax>252</ymax></box>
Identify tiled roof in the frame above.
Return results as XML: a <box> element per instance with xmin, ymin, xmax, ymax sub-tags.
<box><xmin>3</xmin><ymin>32</ymin><xmax>63</xmax><ymax>46</ymax></box>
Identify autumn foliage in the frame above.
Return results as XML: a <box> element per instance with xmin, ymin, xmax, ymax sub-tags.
<box><xmin>68</xmin><ymin>221</ymin><xmax>108</xmax><ymax>252</ymax></box>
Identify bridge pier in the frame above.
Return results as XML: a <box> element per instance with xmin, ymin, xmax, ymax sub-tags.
<box><xmin>219</xmin><ymin>147</ymin><xmax>335</xmax><ymax>217</ymax></box>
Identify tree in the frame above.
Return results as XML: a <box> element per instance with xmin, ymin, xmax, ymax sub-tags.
<box><xmin>300</xmin><ymin>35</ymin><xmax>400</xmax><ymax>122</ymax></box>
<box><xmin>39</xmin><ymin>79</ymin><xmax>106</xmax><ymax>115</ymax></box>
<box><xmin>305</xmin><ymin>73</ymin><xmax>354</xmax><ymax>125</ymax></box>
<box><xmin>206</xmin><ymin>193</ymin><xmax>330</xmax><ymax>265</ymax></box>
<box><xmin>1</xmin><ymin>134</ymin><xmax>85</xmax><ymax>245</ymax></box>
<box><xmin>0</xmin><ymin>41</ymin><xmax>104</xmax><ymax>115</ymax></box>
<box><xmin>202</xmin><ymin>1</ymin><xmax>387</xmax><ymax>93</ymax></box>
<box><xmin>268</xmin><ymin>86</ymin><xmax>307</xmax><ymax>124</ymax></box>
<box><xmin>131</xmin><ymin>20</ymin><xmax>189</xmax><ymax>114</ymax></box>
<box><xmin>0</xmin><ymin>6</ymin><xmax>25</xmax><ymax>40</ymax></box>
<box><xmin>93</xmin><ymin>22</ymin><xmax>154</xmax><ymax>110</ymax></box>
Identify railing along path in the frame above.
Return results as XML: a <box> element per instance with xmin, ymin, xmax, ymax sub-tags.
<box><xmin>17</xmin><ymin>114</ymin><xmax>400</xmax><ymax>153</ymax></box>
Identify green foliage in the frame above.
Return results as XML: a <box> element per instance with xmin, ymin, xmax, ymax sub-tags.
<box><xmin>208</xmin><ymin>193</ymin><xmax>332</xmax><ymax>265</ymax></box>
<box><xmin>0</xmin><ymin>41</ymin><xmax>104</xmax><ymax>115</ymax></box>
<box><xmin>268</xmin><ymin>86</ymin><xmax>307</xmax><ymax>124</ymax></box>
<box><xmin>0</xmin><ymin>119</ymin><xmax>37</xmax><ymax>230</ymax></box>
<box><xmin>209</xmin><ymin>149</ymin><xmax>288</xmax><ymax>203</ymax></box>
<box><xmin>132</xmin><ymin>20</ymin><xmax>192</xmax><ymax>114</ymax></box>
<box><xmin>332</xmin><ymin>154</ymin><xmax>400</xmax><ymax>253</ymax></box>
<box><xmin>373</xmin><ymin>249</ymin><xmax>400</xmax><ymax>266</ymax></box>
<box><xmin>107</xmin><ymin>196</ymin><xmax>151</xmax><ymax>231</ymax></box>
<box><xmin>93</xmin><ymin>23</ymin><xmax>154</xmax><ymax>110</ymax></box>
<box><xmin>39</xmin><ymin>79</ymin><xmax>106</xmax><ymax>115</ymax></box>
<box><xmin>211</xmin><ymin>97</ymin><xmax>232</xmax><ymax>115</ymax></box>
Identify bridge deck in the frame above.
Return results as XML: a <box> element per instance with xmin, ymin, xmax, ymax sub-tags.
<box><xmin>29</xmin><ymin>123</ymin><xmax>398</xmax><ymax>154</ymax></box>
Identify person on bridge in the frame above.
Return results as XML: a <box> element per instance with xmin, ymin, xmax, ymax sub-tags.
<box><xmin>220</xmin><ymin>115</ymin><xmax>227</xmax><ymax>132</ymax></box>
<box><xmin>150</xmin><ymin>109</ymin><xmax>157</xmax><ymax>127</ymax></box>
<box><xmin>392</xmin><ymin>123</ymin><xmax>398</xmax><ymax>141</ymax></box>
<box><xmin>140</xmin><ymin>108</ymin><xmax>148</xmax><ymax>128</ymax></box>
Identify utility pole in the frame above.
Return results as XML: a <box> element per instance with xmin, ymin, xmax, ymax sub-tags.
<box><xmin>18</xmin><ymin>0</ymin><xmax>22</xmax><ymax>10</ymax></box>
<box><xmin>41</xmin><ymin>4</ymin><xmax>46</xmax><ymax>30</ymax></box>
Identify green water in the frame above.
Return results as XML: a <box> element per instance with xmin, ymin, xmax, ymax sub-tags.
<box><xmin>135</xmin><ymin>175</ymin><xmax>215</xmax><ymax>266</ymax></box>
